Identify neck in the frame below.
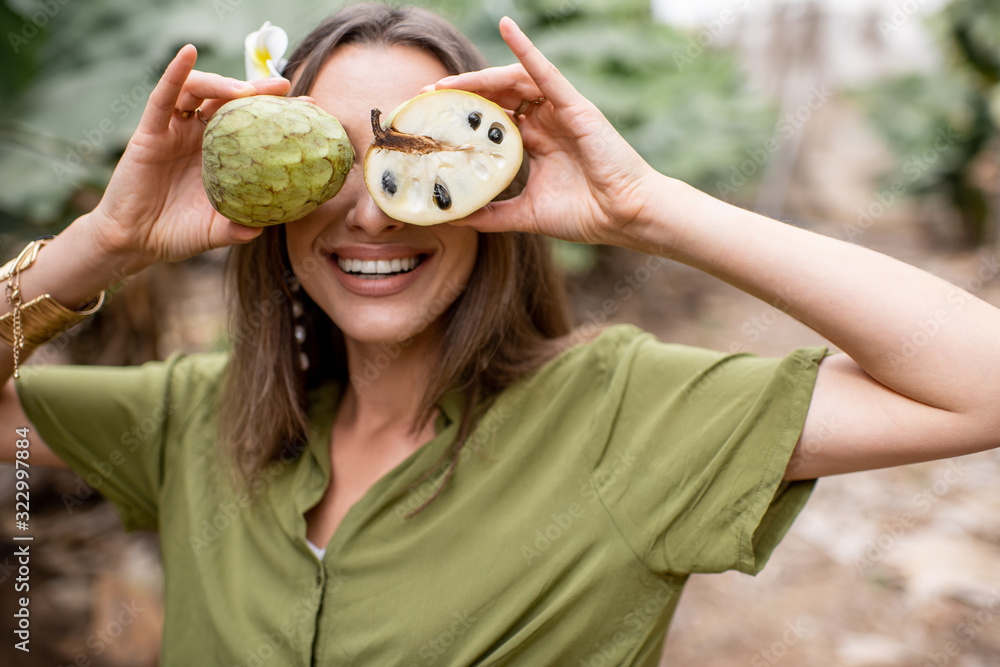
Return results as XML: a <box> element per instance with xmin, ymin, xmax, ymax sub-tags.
<box><xmin>338</xmin><ymin>329</ymin><xmax>441</xmax><ymax>435</ymax></box>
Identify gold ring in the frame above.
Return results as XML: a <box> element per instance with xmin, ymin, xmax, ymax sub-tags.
<box><xmin>514</xmin><ymin>97</ymin><xmax>545</xmax><ymax>116</ymax></box>
<box><xmin>515</xmin><ymin>97</ymin><xmax>547</xmax><ymax>115</ymax></box>
<box><xmin>176</xmin><ymin>108</ymin><xmax>209</xmax><ymax>123</ymax></box>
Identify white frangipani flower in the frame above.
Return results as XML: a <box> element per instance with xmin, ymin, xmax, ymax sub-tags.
<box><xmin>244</xmin><ymin>21</ymin><xmax>288</xmax><ymax>80</ymax></box>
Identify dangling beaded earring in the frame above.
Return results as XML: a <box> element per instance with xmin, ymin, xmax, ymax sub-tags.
<box><xmin>289</xmin><ymin>278</ymin><xmax>310</xmax><ymax>372</ymax></box>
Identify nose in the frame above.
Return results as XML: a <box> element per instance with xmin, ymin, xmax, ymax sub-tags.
<box><xmin>345</xmin><ymin>176</ymin><xmax>406</xmax><ymax>237</ymax></box>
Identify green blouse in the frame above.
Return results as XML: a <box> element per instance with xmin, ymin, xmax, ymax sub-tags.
<box><xmin>15</xmin><ymin>324</ymin><xmax>825</xmax><ymax>666</ymax></box>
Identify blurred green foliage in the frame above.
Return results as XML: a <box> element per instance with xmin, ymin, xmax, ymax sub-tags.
<box><xmin>0</xmin><ymin>0</ymin><xmax>774</xmax><ymax>271</ymax></box>
<box><xmin>858</xmin><ymin>0</ymin><xmax>1000</xmax><ymax>247</ymax></box>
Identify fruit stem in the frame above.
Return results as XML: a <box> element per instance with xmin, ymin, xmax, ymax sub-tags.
<box><xmin>370</xmin><ymin>108</ymin><xmax>447</xmax><ymax>155</ymax></box>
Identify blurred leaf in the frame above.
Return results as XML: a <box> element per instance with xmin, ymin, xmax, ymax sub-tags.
<box><xmin>0</xmin><ymin>1</ymin><xmax>44</xmax><ymax>97</ymax></box>
<box><xmin>432</xmin><ymin>1</ymin><xmax>775</xmax><ymax>193</ymax></box>
<box><xmin>0</xmin><ymin>0</ymin><xmax>341</xmax><ymax>231</ymax></box>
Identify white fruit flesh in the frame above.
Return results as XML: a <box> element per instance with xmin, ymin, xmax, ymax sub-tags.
<box><xmin>363</xmin><ymin>90</ymin><xmax>523</xmax><ymax>225</ymax></box>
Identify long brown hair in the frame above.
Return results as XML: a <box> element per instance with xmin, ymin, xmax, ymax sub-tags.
<box><xmin>218</xmin><ymin>3</ymin><xmax>572</xmax><ymax>506</ymax></box>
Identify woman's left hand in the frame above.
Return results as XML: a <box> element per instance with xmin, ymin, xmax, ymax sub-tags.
<box><xmin>428</xmin><ymin>17</ymin><xmax>664</xmax><ymax>248</ymax></box>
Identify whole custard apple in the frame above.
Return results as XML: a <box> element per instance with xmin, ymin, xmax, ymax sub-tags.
<box><xmin>201</xmin><ymin>96</ymin><xmax>354</xmax><ymax>227</ymax></box>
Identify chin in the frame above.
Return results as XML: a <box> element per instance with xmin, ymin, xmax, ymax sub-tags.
<box><xmin>334</xmin><ymin>309</ymin><xmax>440</xmax><ymax>350</ymax></box>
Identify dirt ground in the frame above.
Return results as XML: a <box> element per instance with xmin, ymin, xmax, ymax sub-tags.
<box><xmin>2</xmin><ymin>97</ymin><xmax>1000</xmax><ymax>666</ymax></box>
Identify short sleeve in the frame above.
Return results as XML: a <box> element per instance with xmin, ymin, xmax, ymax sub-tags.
<box><xmin>590</xmin><ymin>326</ymin><xmax>826</xmax><ymax>576</ymax></box>
<box><xmin>14</xmin><ymin>353</ymin><xmax>187</xmax><ymax>532</ymax></box>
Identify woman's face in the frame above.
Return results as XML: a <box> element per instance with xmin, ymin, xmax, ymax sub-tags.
<box><xmin>285</xmin><ymin>44</ymin><xmax>479</xmax><ymax>347</ymax></box>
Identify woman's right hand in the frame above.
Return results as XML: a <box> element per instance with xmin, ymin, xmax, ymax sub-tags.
<box><xmin>83</xmin><ymin>45</ymin><xmax>291</xmax><ymax>272</ymax></box>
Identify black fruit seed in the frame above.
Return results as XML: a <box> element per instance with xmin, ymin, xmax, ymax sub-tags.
<box><xmin>382</xmin><ymin>170</ymin><xmax>397</xmax><ymax>196</ymax></box>
<box><xmin>433</xmin><ymin>183</ymin><xmax>452</xmax><ymax>210</ymax></box>
<box><xmin>488</xmin><ymin>124</ymin><xmax>504</xmax><ymax>144</ymax></box>
<box><xmin>468</xmin><ymin>112</ymin><xmax>482</xmax><ymax>130</ymax></box>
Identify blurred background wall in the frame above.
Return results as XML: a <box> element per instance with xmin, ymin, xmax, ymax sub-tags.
<box><xmin>1</xmin><ymin>0</ymin><xmax>999</xmax><ymax>665</ymax></box>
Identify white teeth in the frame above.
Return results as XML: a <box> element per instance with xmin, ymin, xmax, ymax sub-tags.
<box><xmin>337</xmin><ymin>255</ymin><xmax>423</xmax><ymax>275</ymax></box>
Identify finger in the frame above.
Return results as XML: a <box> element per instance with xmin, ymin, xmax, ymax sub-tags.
<box><xmin>433</xmin><ymin>64</ymin><xmax>540</xmax><ymax>97</ymax></box>
<box><xmin>175</xmin><ymin>70</ymin><xmax>256</xmax><ymax>111</ymax></box>
<box><xmin>479</xmin><ymin>89</ymin><xmax>547</xmax><ymax>116</ymax></box>
<box><xmin>247</xmin><ymin>77</ymin><xmax>291</xmax><ymax>96</ymax></box>
<box><xmin>498</xmin><ymin>17</ymin><xmax>580</xmax><ymax>109</ymax></box>
<box><xmin>199</xmin><ymin>93</ymin><xmax>317</xmax><ymax>120</ymax></box>
<box><xmin>221</xmin><ymin>220</ymin><xmax>265</xmax><ymax>245</ymax></box>
<box><xmin>431</xmin><ymin>65</ymin><xmax>544</xmax><ymax>112</ymax></box>
<box><xmin>141</xmin><ymin>44</ymin><xmax>199</xmax><ymax>133</ymax></box>
<box><xmin>454</xmin><ymin>197</ymin><xmax>528</xmax><ymax>234</ymax></box>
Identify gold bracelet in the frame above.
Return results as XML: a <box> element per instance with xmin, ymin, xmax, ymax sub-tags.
<box><xmin>2</xmin><ymin>237</ymin><xmax>107</xmax><ymax>378</ymax></box>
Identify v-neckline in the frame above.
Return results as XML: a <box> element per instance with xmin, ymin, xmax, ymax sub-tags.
<box><xmin>271</xmin><ymin>379</ymin><xmax>465</xmax><ymax>561</ymax></box>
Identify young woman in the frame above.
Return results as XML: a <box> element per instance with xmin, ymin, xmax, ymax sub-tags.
<box><xmin>2</xmin><ymin>3</ymin><xmax>998</xmax><ymax>665</ymax></box>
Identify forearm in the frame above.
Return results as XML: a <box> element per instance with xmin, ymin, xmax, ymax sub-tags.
<box><xmin>0</xmin><ymin>213</ymin><xmax>146</xmax><ymax>382</ymax></box>
<box><xmin>0</xmin><ymin>214</ymin><xmax>143</xmax><ymax>467</ymax></box>
<box><xmin>627</xmin><ymin>175</ymin><xmax>1000</xmax><ymax>418</ymax></box>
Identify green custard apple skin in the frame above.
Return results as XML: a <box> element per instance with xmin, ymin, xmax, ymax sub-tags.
<box><xmin>201</xmin><ymin>96</ymin><xmax>355</xmax><ymax>227</ymax></box>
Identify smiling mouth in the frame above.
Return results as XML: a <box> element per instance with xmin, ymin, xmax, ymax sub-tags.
<box><xmin>335</xmin><ymin>254</ymin><xmax>427</xmax><ymax>279</ymax></box>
